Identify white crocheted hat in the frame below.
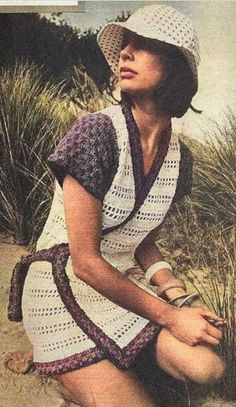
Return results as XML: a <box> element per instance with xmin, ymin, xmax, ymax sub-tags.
<box><xmin>97</xmin><ymin>4</ymin><xmax>200</xmax><ymax>89</ymax></box>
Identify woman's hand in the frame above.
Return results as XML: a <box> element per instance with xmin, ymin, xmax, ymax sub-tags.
<box><xmin>165</xmin><ymin>306</ymin><xmax>224</xmax><ymax>346</ymax></box>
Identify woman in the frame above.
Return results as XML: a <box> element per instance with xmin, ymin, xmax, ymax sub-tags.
<box><xmin>8</xmin><ymin>4</ymin><xmax>225</xmax><ymax>406</ymax></box>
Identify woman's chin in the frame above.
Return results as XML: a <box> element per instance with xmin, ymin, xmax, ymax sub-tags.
<box><xmin>120</xmin><ymin>86</ymin><xmax>144</xmax><ymax>97</ymax></box>
<box><xmin>120</xmin><ymin>88</ymin><xmax>154</xmax><ymax>103</ymax></box>
<box><xmin>120</xmin><ymin>84</ymin><xmax>135</xmax><ymax>93</ymax></box>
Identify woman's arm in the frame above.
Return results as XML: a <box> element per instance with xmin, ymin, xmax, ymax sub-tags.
<box><xmin>135</xmin><ymin>226</ymin><xmax>186</xmax><ymax>300</ymax></box>
<box><xmin>63</xmin><ymin>175</ymin><xmax>223</xmax><ymax>346</ymax></box>
<box><xmin>63</xmin><ymin>175</ymin><xmax>174</xmax><ymax>327</ymax></box>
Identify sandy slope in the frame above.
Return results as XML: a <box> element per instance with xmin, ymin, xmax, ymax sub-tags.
<box><xmin>0</xmin><ymin>238</ymin><xmax>235</xmax><ymax>407</ymax></box>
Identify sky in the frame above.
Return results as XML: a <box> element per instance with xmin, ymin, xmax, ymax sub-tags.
<box><xmin>48</xmin><ymin>1</ymin><xmax>236</xmax><ymax>141</ymax></box>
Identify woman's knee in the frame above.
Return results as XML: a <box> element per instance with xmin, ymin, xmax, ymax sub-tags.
<box><xmin>184</xmin><ymin>351</ymin><xmax>226</xmax><ymax>385</ymax></box>
<box><xmin>156</xmin><ymin>329</ymin><xmax>226</xmax><ymax>385</ymax></box>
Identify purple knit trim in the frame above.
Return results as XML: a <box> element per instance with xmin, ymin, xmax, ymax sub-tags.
<box><xmin>35</xmin><ymin>322</ymin><xmax>159</xmax><ymax>376</ymax></box>
<box><xmin>35</xmin><ymin>348</ymin><xmax>105</xmax><ymax>376</ymax></box>
<box><xmin>121</xmin><ymin>100</ymin><xmax>171</xmax><ymax>206</ymax></box>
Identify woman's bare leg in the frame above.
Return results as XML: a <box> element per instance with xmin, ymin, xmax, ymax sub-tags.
<box><xmin>57</xmin><ymin>359</ymin><xmax>157</xmax><ymax>407</ymax></box>
<box><xmin>155</xmin><ymin>328</ymin><xmax>226</xmax><ymax>385</ymax></box>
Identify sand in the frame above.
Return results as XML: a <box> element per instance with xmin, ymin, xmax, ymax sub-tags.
<box><xmin>0</xmin><ymin>237</ymin><xmax>235</xmax><ymax>407</ymax></box>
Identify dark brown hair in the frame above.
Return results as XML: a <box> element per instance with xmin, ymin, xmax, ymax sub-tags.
<box><xmin>121</xmin><ymin>35</ymin><xmax>198</xmax><ymax>118</ymax></box>
<box><xmin>153</xmin><ymin>44</ymin><xmax>197</xmax><ymax>118</ymax></box>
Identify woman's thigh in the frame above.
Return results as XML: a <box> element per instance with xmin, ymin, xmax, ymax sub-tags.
<box><xmin>57</xmin><ymin>359</ymin><xmax>157</xmax><ymax>407</ymax></box>
<box><xmin>155</xmin><ymin>328</ymin><xmax>226</xmax><ymax>385</ymax></box>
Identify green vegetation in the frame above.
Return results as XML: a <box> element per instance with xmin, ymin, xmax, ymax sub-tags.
<box><xmin>0</xmin><ymin>63</ymin><xmax>75</xmax><ymax>245</ymax></box>
<box><xmin>0</xmin><ymin>63</ymin><xmax>110</xmax><ymax>246</ymax></box>
<box><xmin>193</xmin><ymin>112</ymin><xmax>236</xmax><ymax>226</ymax></box>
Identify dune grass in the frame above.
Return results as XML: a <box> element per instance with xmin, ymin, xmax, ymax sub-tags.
<box><xmin>192</xmin><ymin>111</ymin><xmax>236</xmax><ymax>226</ymax></box>
<box><xmin>0</xmin><ymin>62</ymin><xmax>76</xmax><ymax>245</ymax></box>
<box><xmin>69</xmin><ymin>66</ymin><xmax>112</xmax><ymax>112</ymax></box>
<box><xmin>0</xmin><ymin>63</ymin><xmax>112</xmax><ymax>246</ymax></box>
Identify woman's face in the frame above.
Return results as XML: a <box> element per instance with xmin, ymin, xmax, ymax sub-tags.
<box><xmin>118</xmin><ymin>31</ymin><xmax>166</xmax><ymax>100</ymax></box>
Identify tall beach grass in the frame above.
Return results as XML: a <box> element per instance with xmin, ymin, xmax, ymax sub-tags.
<box><xmin>193</xmin><ymin>111</ymin><xmax>236</xmax><ymax>226</ymax></box>
<box><xmin>0</xmin><ymin>62</ymin><xmax>76</xmax><ymax>245</ymax></box>
<box><xmin>0</xmin><ymin>63</ymin><xmax>110</xmax><ymax>245</ymax></box>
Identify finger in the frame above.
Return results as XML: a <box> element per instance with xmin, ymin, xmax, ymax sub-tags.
<box><xmin>214</xmin><ymin>320</ymin><xmax>226</xmax><ymax>327</ymax></box>
<box><xmin>201</xmin><ymin>334</ymin><xmax>220</xmax><ymax>346</ymax></box>
<box><xmin>207</xmin><ymin>324</ymin><xmax>223</xmax><ymax>340</ymax></box>
<box><xmin>208</xmin><ymin>319</ymin><xmax>226</xmax><ymax>327</ymax></box>
<box><xmin>200</xmin><ymin>309</ymin><xmax>224</xmax><ymax>322</ymax></box>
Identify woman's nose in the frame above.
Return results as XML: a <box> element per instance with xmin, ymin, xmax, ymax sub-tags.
<box><xmin>120</xmin><ymin>43</ymin><xmax>135</xmax><ymax>61</ymax></box>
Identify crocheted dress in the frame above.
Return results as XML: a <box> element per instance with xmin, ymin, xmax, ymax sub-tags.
<box><xmin>19</xmin><ymin>101</ymin><xmax>192</xmax><ymax>376</ymax></box>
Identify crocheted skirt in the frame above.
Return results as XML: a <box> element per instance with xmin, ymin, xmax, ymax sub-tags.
<box><xmin>8</xmin><ymin>244</ymin><xmax>161</xmax><ymax>376</ymax></box>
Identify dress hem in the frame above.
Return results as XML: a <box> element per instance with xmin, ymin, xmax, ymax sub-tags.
<box><xmin>34</xmin><ymin>322</ymin><xmax>160</xmax><ymax>376</ymax></box>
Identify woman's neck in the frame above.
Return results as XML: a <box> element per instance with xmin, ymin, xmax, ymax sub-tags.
<box><xmin>126</xmin><ymin>97</ymin><xmax>171</xmax><ymax>177</ymax></box>
<box><xmin>131</xmin><ymin>97</ymin><xmax>171</xmax><ymax>147</ymax></box>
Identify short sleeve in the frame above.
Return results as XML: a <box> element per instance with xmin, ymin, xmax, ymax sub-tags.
<box><xmin>47</xmin><ymin>112</ymin><xmax>118</xmax><ymax>200</ymax></box>
<box><xmin>173</xmin><ymin>142</ymin><xmax>193</xmax><ymax>203</ymax></box>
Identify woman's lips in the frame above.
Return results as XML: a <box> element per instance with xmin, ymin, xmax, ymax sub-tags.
<box><xmin>120</xmin><ymin>67</ymin><xmax>137</xmax><ymax>79</ymax></box>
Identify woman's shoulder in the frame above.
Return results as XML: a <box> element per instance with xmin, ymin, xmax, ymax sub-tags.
<box><xmin>47</xmin><ymin>107</ymin><xmax>120</xmax><ymax>199</ymax></box>
<box><xmin>50</xmin><ymin>108</ymin><xmax>120</xmax><ymax>159</ymax></box>
<box><xmin>66</xmin><ymin>104</ymin><xmax>122</xmax><ymax>143</ymax></box>
<box><xmin>72</xmin><ymin>108</ymin><xmax>117</xmax><ymax>135</ymax></box>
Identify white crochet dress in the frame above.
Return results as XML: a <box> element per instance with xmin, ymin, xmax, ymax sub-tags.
<box><xmin>21</xmin><ymin>102</ymin><xmax>182</xmax><ymax>376</ymax></box>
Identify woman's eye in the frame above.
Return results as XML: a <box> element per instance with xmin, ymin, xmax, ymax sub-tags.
<box><xmin>121</xmin><ymin>32</ymin><xmax>140</xmax><ymax>50</ymax></box>
<box><xmin>130</xmin><ymin>34</ymin><xmax>144</xmax><ymax>50</ymax></box>
<box><xmin>137</xmin><ymin>38</ymin><xmax>147</xmax><ymax>50</ymax></box>
<box><xmin>121</xmin><ymin>34</ymin><xmax>129</xmax><ymax>49</ymax></box>
<box><xmin>121</xmin><ymin>38</ymin><xmax>129</xmax><ymax>50</ymax></box>
<box><xmin>120</xmin><ymin>33</ymin><xmax>157</xmax><ymax>52</ymax></box>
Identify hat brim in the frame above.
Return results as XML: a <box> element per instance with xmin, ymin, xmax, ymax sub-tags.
<box><xmin>97</xmin><ymin>21</ymin><xmax>198</xmax><ymax>89</ymax></box>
